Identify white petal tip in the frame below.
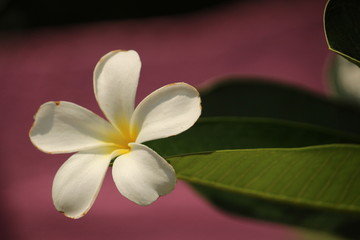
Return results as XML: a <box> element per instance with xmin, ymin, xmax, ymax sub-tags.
<box><xmin>59</xmin><ymin>210</ymin><xmax>86</xmax><ymax>219</ymax></box>
<box><xmin>135</xmin><ymin>184</ymin><xmax>176</xmax><ymax>206</ymax></box>
<box><xmin>56</xmin><ymin>203</ymin><xmax>92</xmax><ymax>219</ymax></box>
<box><xmin>137</xmin><ymin>198</ymin><xmax>158</xmax><ymax>206</ymax></box>
<box><xmin>97</xmin><ymin>50</ymin><xmax>139</xmax><ymax>65</ymax></box>
<box><xmin>98</xmin><ymin>50</ymin><xmax>122</xmax><ymax>62</ymax></box>
<box><xmin>29</xmin><ymin>102</ymin><xmax>58</xmax><ymax>154</ymax></box>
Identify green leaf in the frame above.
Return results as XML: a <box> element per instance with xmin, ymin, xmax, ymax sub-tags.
<box><xmin>169</xmin><ymin>145</ymin><xmax>360</xmax><ymax>238</ymax></box>
<box><xmin>145</xmin><ymin>79</ymin><xmax>360</xmax><ymax>236</ymax></box>
<box><xmin>169</xmin><ymin>145</ymin><xmax>360</xmax><ymax>213</ymax></box>
<box><xmin>324</xmin><ymin>0</ymin><xmax>360</xmax><ymax>67</ymax></box>
<box><xmin>200</xmin><ymin>79</ymin><xmax>360</xmax><ymax>135</ymax></box>
<box><xmin>146</xmin><ymin>117</ymin><xmax>360</xmax><ymax>157</ymax></box>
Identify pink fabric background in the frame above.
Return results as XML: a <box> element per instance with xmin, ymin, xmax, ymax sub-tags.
<box><xmin>0</xmin><ymin>0</ymin><xmax>330</xmax><ymax>239</ymax></box>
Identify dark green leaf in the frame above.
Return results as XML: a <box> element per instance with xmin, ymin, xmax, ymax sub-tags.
<box><xmin>146</xmin><ymin>117</ymin><xmax>360</xmax><ymax>157</ymax></box>
<box><xmin>200</xmin><ymin>79</ymin><xmax>360</xmax><ymax>135</ymax></box>
<box><xmin>324</xmin><ymin>0</ymin><xmax>360</xmax><ymax>67</ymax></box>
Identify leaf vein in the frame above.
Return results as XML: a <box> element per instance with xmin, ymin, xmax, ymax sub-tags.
<box><xmin>296</xmin><ymin>156</ymin><xmax>331</xmax><ymax>198</ymax></box>
<box><xmin>243</xmin><ymin>158</ymin><xmax>279</xmax><ymax>188</ymax></box>
<box><xmin>264</xmin><ymin>158</ymin><xmax>299</xmax><ymax>193</ymax></box>
<box><xmin>338</xmin><ymin>167</ymin><xmax>360</xmax><ymax>203</ymax></box>
<box><xmin>314</xmin><ymin>156</ymin><xmax>347</xmax><ymax>201</ymax></box>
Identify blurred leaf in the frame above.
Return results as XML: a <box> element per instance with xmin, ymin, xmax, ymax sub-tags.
<box><xmin>324</xmin><ymin>0</ymin><xmax>360</xmax><ymax>67</ymax></box>
<box><xmin>169</xmin><ymin>145</ymin><xmax>360</xmax><ymax>238</ymax></box>
<box><xmin>328</xmin><ymin>54</ymin><xmax>360</xmax><ymax>104</ymax></box>
<box><xmin>146</xmin><ymin>117</ymin><xmax>360</xmax><ymax>157</ymax></box>
<box><xmin>199</xmin><ymin>79</ymin><xmax>360</xmax><ymax>135</ymax></box>
<box><xmin>192</xmin><ymin>184</ymin><xmax>359</xmax><ymax>239</ymax></box>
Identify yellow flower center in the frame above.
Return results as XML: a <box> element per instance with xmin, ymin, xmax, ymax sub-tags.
<box><xmin>111</xmin><ymin>120</ymin><xmax>139</xmax><ymax>149</ymax></box>
<box><xmin>107</xmin><ymin>122</ymin><xmax>139</xmax><ymax>167</ymax></box>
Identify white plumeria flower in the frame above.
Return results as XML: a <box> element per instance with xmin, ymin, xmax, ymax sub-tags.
<box><xmin>29</xmin><ymin>50</ymin><xmax>201</xmax><ymax>219</ymax></box>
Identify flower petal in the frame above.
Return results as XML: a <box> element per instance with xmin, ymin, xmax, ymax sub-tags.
<box><xmin>112</xmin><ymin>143</ymin><xmax>176</xmax><ymax>206</ymax></box>
<box><xmin>52</xmin><ymin>148</ymin><xmax>113</xmax><ymax>219</ymax></box>
<box><xmin>29</xmin><ymin>101</ymin><xmax>122</xmax><ymax>154</ymax></box>
<box><xmin>130</xmin><ymin>83</ymin><xmax>201</xmax><ymax>143</ymax></box>
<box><xmin>93</xmin><ymin>50</ymin><xmax>141</xmax><ymax>134</ymax></box>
